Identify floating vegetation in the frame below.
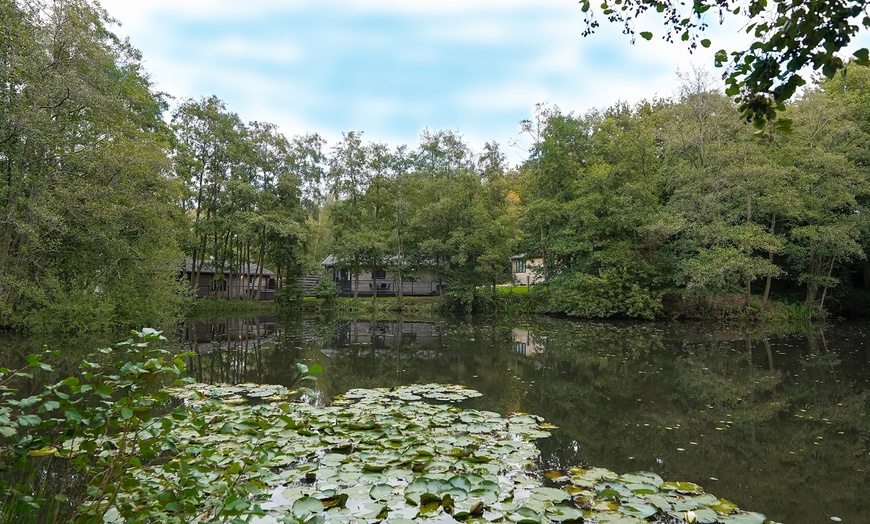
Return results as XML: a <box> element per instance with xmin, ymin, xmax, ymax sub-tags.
<box><xmin>90</xmin><ymin>384</ymin><xmax>778</xmax><ymax>523</ymax></box>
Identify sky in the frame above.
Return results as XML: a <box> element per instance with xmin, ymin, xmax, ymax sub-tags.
<box><xmin>97</xmin><ymin>1</ymin><xmax>864</xmax><ymax>163</ymax></box>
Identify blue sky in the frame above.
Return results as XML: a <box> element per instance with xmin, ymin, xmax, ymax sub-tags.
<box><xmin>98</xmin><ymin>1</ymin><xmax>865</xmax><ymax>163</ymax></box>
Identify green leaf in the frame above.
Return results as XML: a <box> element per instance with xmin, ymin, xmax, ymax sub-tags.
<box><xmin>639</xmin><ymin>32</ymin><xmax>653</xmax><ymax>41</ymax></box>
<box><xmin>291</xmin><ymin>496</ymin><xmax>323</xmax><ymax>518</ymax></box>
<box><xmin>700</xmin><ymin>39</ymin><xmax>711</xmax><ymax>48</ymax></box>
<box><xmin>41</xmin><ymin>400</ymin><xmax>60</xmax><ymax>412</ymax></box>
<box><xmin>853</xmin><ymin>48</ymin><xmax>870</xmax><ymax>66</ymax></box>
<box><xmin>660</xmin><ymin>481</ymin><xmax>703</xmax><ymax>495</ymax></box>
<box><xmin>17</xmin><ymin>414</ymin><xmax>41</xmax><ymax>427</ymax></box>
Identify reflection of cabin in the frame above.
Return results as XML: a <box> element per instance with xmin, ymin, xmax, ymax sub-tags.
<box><xmin>510</xmin><ymin>254</ymin><xmax>545</xmax><ymax>286</ymax></box>
<box><xmin>321</xmin><ymin>320</ymin><xmax>444</xmax><ymax>358</ymax></box>
<box><xmin>184</xmin><ymin>259</ymin><xmax>277</xmax><ymax>299</ymax></box>
<box><xmin>321</xmin><ymin>255</ymin><xmax>442</xmax><ymax>297</ymax></box>
<box><xmin>513</xmin><ymin>328</ymin><xmax>545</xmax><ymax>358</ymax></box>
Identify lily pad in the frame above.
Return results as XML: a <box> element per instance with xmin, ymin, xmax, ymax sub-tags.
<box><xmin>660</xmin><ymin>481</ymin><xmax>704</xmax><ymax>495</ymax></box>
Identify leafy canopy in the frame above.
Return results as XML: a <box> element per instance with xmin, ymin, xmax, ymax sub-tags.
<box><xmin>578</xmin><ymin>0</ymin><xmax>870</xmax><ymax>127</ymax></box>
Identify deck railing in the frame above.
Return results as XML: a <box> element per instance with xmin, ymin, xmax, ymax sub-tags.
<box><xmin>333</xmin><ymin>279</ymin><xmax>441</xmax><ymax>297</ymax></box>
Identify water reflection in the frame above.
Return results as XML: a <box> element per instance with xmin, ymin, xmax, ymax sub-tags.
<box><xmin>176</xmin><ymin>316</ymin><xmax>870</xmax><ymax>523</ymax></box>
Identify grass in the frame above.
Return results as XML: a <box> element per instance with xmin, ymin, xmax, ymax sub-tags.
<box><xmin>496</xmin><ymin>285</ymin><xmax>532</xmax><ymax>295</ymax></box>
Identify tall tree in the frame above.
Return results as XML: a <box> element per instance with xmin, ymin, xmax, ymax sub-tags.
<box><xmin>0</xmin><ymin>0</ymin><xmax>185</xmax><ymax>331</ymax></box>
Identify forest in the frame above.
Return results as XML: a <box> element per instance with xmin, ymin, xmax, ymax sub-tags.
<box><xmin>2</xmin><ymin>0</ymin><xmax>870</xmax><ymax>333</ymax></box>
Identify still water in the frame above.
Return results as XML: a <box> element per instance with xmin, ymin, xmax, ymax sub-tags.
<box><xmin>178</xmin><ymin>315</ymin><xmax>870</xmax><ymax>524</ymax></box>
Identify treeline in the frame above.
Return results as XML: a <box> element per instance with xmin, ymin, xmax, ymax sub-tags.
<box><xmin>521</xmin><ymin>70</ymin><xmax>870</xmax><ymax>319</ymax></box>
<box><xmin>2</xmin><ymin>0</ymin><xmax>869</xmax><ymax>332</ymax></box>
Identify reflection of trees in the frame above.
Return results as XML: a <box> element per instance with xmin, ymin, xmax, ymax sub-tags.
<box><xmin>514</xmin><ymin>321</ymin><xmax>870</xmax><ymax>524</ymax></box>
<box><xmin>170</xmin><ymin>315</ymin><xmax>869</xmax><ymax>523</ymax></box>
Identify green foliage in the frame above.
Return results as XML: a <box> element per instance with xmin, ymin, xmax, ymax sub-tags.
<box><xmin>2</xmin><ymin>358</ymin><xmax>777</xmax><ymax>524</ymax></box>
<box><xmin>543</xmin><ymin>269</ymin><xmax>663</xmax><ymax>320</ymax></box>
<box><xmin>0</xmin><ymin>0</ymin><xmax>187</xmax><ymax>333</ymax></box>
<box><xmin>313</xmin><ymin>279</ymin><xmax>340</xmax><ymax>306</ymax></box>
<box><xmin>0</xmin><ymin>329</ymin><xmax>325</xmax><ymax>523</ymax></box>
<box><xmin>577</xmin><ymin>0</ymin><xmax>870</xmax><ymax>126</ymax></box>
<box><xmin>0</xmin><ymin>328</ymin><xmax>191</xmax><ymax>522</ymax></box>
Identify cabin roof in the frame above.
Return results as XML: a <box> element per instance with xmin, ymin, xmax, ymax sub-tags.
<box><xmin>184</xmin><ymin>259</ymin><xmax>276</xmax><ymax>277</ymax></box>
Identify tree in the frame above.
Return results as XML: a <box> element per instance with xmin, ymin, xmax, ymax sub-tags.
<box><xmin>579</xmin><ymin>0</ymin><xmax>870</xmax><ymax>126</ymax></box>
<box><xmin>0</xmin><ymin>0</ymin><xmax>186</xmax><ymax>331</ymax></box>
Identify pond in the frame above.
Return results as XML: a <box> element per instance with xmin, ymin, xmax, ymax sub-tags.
<box><xmin>177</xmin><ymin>315</ymin><xmax>870</xmax><ymax>524</ymax></box>
<box><xmin>2</xmin><ymin>315</ymin><xmax>868</xmax><ymax>523</ymax></box>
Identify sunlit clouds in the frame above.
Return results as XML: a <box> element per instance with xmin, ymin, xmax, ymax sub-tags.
<box><xmin>99</xmin><ymin>0</ymin><xmax>862</xmax><ymax>156</ymax></box>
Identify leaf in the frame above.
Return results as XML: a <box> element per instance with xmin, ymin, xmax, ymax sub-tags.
<box><xmin>530</xmin><ymin>486</ymin><xmax>570</xmax><ymax>503</ymax></box>
<box><xmin>710</xmin><ymin>498</ymin><xmax>739</xmax><ymax>515</ymax></box>
<box><xmin>369</xmin><ymin>484</ymin><xmax>393</xmax><ymax>501</ymax></box>
<box><xmin>854</xmin><ymin>48</ymin><xmax>870</xmax><ymax>66</ymax></box>
<box><xmin>17</xmin><ymin>414</ymin><xmax>41</xmax><ymax>427</ymax></box>
<box><xmin>660</xmin><ymin>481</ymin><xmax>704</xmax><ymax>495</ymax></box>
<box><xmin>700</xmin><ymin>39</ymin><xmax>711</xmax><ymax>48</ymax></box>
<box><xmin>640</xmin><ymin>32</ymin><xmax>653</xmax><ymax>41</ymax></box>
<box><xmin>717</xmin><ymin>512</ymin><xmax>767</xmax><ymax>524</ymax></box>
<box><xmin>546</xmin><ymin>505</ymin><xmax>585</xmax><ymax>522</ymax></box>
<box><xmin>291</xmin><ymin>496</ymin><xmax>323</xmax><ymax>518</ymax></box>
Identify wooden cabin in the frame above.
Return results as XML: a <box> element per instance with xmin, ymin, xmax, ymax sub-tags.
<box><xmin>321</xmin><ymin>255</ymin><xmax>442</xmax><ymax>297</ymax></box>
<box><xmin>184</xmin><ymin>259</ymin><xmax>277</xmax><ymax>300</ymax></box>
<box><xmin>510</xmin><ymin>254</ymin><xmax>545</xmax><ymax>286</ymax></box>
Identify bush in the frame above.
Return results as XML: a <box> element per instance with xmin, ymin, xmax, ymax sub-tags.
<box><xmin>542</xmin><ymin>269</ymin><xmax>663</xmax><ymax>320</ymax></box>
<box><xmin>313</xmin><ymin>280</ymin><xmax>340</xmax><ymax>307</ymax></box>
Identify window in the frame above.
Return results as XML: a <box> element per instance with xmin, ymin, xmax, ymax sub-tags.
<box><xmin>373</xmin><ymin>269</ymin><xmax>387</xmax><ymax>279</ymax></box>
<box><xmin>514</xmin><ymin>259</ymin><xmax>526</xmax><ymax>273</ymax></box>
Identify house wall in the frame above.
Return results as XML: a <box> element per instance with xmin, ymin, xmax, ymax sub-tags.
<box><xmin>326</xmin><ymin>266</ymin><xmax>442</xmax><ymax>296</ymax></box>
<box><xmin>512</xmin><ymin>257</ymin><xmax>545</xmax><ymax>286</ymax></box>
<box><xmin>188</xmin><ymin>272</ymin><xmax>276</xmax><ymax>300</ymax></box>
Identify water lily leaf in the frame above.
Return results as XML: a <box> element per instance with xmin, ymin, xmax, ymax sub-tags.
<box><xmin>594</xmin><ymin>482</ymin><xmax>632</xmax><ymax>498</ymax></box>
<box><xmin>717</xmin><ymin>511</ymin><xmax>768</xmax><ymax>524</ymax></box>
<box><xmin>359</xmin><ymin>472</ymin><xmax>387</xmax><ymax>484</ymax></box>
<box><xmin>529</xmin><ymin>486</ymin><xmax>570</xmax><ymax>503</ymax></box>
<box><xmin>546</xmin><ymin>505</ymin><xmax>584</xmax><ymax>522</ymax></box>
<box><xmin>709</xmin><ymin>498</ymin><xmax>739</xmax><ymax>515</ymax></box>
<box><xmin>509</xmin><ymin>506</ymin><xmax>541</xmax><ymax>524</ymax></box>
<box><xmin>370</xmin><ymin>484</ymin><xmax>394</xmax><ymax>501</ymax></box>
<box><xmin>570</xmin><ymin>467</ymin><xmax>618</xmax><ymax>487</ymax></box>
<box><xmin>469</xmin><ymin>488</ymin><xmax>500</xmax><ymax>504</ymax></box>
<box><xmin>291</xmin><ymin>496</ymin><xmax>323</xmax><ymax>518</ymax></box>
<box><xmin>597</xmin><ymin>514</ymin><xmax>647</xmax><ymax>524</ymax></box>
<box><xmin>453</xmin><ymin>499</ymin><xmax>486</xmax><ymax>518</ymax></box>
<box><xmin>351</xmin><ymin>502</ymin><xmax>387</xmax><ymax>520</ymax></box>
<box><xmin>660</xmin><ymin>481</ymin><xmax>704</xmax><ymax>495</ymax></box>
<box><xmin>592</xmin><ymin>500</ymin><xmax>619</xmax><ymax>512</ymax></box>
<box><xmin>618</xmin><ymin>471</ymin><xmax>663</xmax><ymax>487</ymax></box>
<box><xmin>544</xmin><ymin>470</ymin><xmax>569</xmax><ymax>482</ymax></box>
<box><xmin>670</xmin><ymin>497</ymin><xmax>703</xmax><ymax>512</ymax></box>
<box><xmin>691</xmin><ymin>507</ymin><xmax>720</xmax><ymax>523</ymax></box>
<box><xmin>619</xmin><ymin>502</ymin><xmax>658</xmax><ymax>518</ymax></box>
<box><xmin>625</xmin><ymin>483</ymin><xmax>659</xmax><ymax>495</ymax></box>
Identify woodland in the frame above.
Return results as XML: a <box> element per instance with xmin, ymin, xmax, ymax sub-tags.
<box><xmin>3</xmin><ymin>0</ymin><xmax>870</xmax><ymax>332</ymax></box>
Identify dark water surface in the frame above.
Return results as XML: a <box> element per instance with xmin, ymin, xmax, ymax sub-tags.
<box><xmin>3</xmin><ymin>316</ymin><xmax>869</xmax><ymax>523</ymax></box>
<box><xmin>179</xmin><ymin>316</ymin><xmax>870</xmax><ymax>524</ymax></box>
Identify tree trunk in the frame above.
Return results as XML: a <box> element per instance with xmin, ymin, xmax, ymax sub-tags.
<box><xmin>818</xmin><ymin>256</ymin><xmax>836</xmax><ymax>312</ymax></box>
<box><xmin>762</xmin><ymin>213</ymin><xmax>776</xmax><ymax>305</ymax></box>
<box><xmin>805</xmin><ymin>255</ymin><xmax>821</xmax><ymax>305</ymax></box>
